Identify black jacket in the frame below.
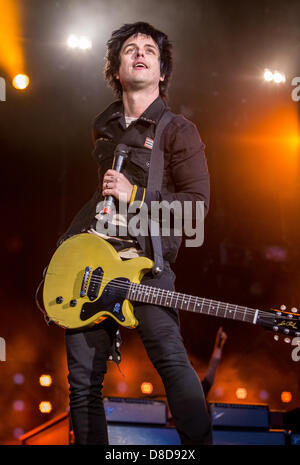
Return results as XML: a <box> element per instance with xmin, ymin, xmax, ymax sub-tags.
<box><xmin>58</xmin><ymin>96</ymin><xmax>210</xmax><ymax>263</ymax></box>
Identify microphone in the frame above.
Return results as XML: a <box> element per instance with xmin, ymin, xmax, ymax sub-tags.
<box><xmin>101</xmin><ymin>143</ymin><xmax>129</xmax><ymax>215</ymax></box>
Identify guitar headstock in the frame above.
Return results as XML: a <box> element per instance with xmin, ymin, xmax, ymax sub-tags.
<box><xmin>257</xmin><ymin>305</ymin><xmax>300</xmax><ymax>339</ymax></box>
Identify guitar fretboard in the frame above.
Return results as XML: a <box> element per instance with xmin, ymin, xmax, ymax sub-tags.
<box><xmin>127</xmin><ymin>282</ymin><xmax>258</xmax><ymax>324</ymax></box>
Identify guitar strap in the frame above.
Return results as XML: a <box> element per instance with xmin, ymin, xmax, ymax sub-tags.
<box><xmin>147</xmin><ymin>110</ymin><xmax>174</xmax><ymax>275</ymax></box>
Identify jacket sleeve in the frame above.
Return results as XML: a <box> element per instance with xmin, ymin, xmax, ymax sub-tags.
<box><xmin>130</xmin><ymin>118</ymin><xmax>210</xmax><ymax>220</ymax></box>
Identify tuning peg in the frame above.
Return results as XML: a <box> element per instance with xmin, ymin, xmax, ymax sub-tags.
<box><xmin>274</xmin><ymin>335</ymin><xmax>279</xmax><ymax>341</ymax></box>
<box><xmin>280</xmin><ymin>305</ymin><xmax>286</xmax><ymax>311</ymax></box>
<box><xmin>291</xmin><ymin>307</ymin><xmax>298</xmax><ymax>313</ymax></box>
<box><xmin>284</xmin><ymin>337</ymin><xmax>291</xmax><ymax>344</ymax></box>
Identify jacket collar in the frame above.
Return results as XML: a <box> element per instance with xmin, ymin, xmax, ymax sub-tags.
<box><xmin>106</xmin><ymin>96</ymin><xmax>168</xmax><ymax>126</ymax></box>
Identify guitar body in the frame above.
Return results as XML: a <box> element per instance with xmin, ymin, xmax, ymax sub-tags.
<box><xmin>43</xmin><ymin>233</ymin><xmax>154</xmax><ymax>329</ymax></box>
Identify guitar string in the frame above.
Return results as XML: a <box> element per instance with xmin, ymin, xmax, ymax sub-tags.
<box><xmin>78</xmin><ymin>275</ymin><xmax>297</xmax><ymax>323</ymax></box>
<box><xmin>87</xmin><ymin>275</ymin><xmax>292</xmax><ymax>321</ymax></box>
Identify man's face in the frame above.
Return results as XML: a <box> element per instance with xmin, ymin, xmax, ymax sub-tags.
<box><xmin>116</xmin><ymin>33</ymin><xmax>164</xmax><ymax>93</ymax></box>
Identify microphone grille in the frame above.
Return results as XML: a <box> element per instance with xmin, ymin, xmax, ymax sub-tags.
<box><xmin>115</xmin><ymin>143</ymin><xmax>129</xmax><ymax>155</ymax></box>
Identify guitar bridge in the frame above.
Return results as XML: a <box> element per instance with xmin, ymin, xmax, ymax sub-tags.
<box><xmin>80</xmin><ymin>267</ymin><xmax>92</xmax><ymax>297</ymax></box>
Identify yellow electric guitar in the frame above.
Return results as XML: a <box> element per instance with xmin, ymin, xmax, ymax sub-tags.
<box><xmin>42</xmin><ymin>233</ymin><xmax>300</xmax><ymax>337</ymax></box>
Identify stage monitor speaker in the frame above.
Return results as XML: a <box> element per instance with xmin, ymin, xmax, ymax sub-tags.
<box><xmin>212</xmin><ymin>429</ymin><xmax>286</xmax><ymax>446</ymax></box>
<box><xmin>107</xmin><ymin>424</ymin><xmax>286</xmax><ymax>445</ymax></box>
<box><xmin>108</xmin><ymin>423</ymin><xmax>180</xmax><ymax>445</ymax></box>
<box><xmin>209</xmin><ymin>402</ymin><xmax>269</xmax><ymax>429</ymax></box>
<box><xmin>290</xmin><ymin>434</ymin><xmax>300</xmax><ymax>445</ymax></box>
<box><xmin>104</xmin><ymin>397</ymin><xmax>168</xmax><ymax>425</ymax></box>
<box><xmin>19</xmin><ymin>412</ymin><xmax>287</xmax><ymax>446</ymax></box>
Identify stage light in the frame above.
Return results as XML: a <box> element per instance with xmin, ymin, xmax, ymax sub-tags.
<box><xmin>264</xmin><ymin>69</ymin><xmax>273</xmax><ymax>82</ymax></box>
<box><xmin>141</xmin><ymin>382</ymin><xmax>153</xmax><ymax>395</ymax></box>
<box><xmin>67</xmin><ymin>34</ymin><xmax>92</xmax><ymax>50</ymax></box>
<box><xmin>39</xmin><ymin>374</ymin><xmax>52</xmax><ymax>387</ymax></box>
<box><xmin>39</xmin><ymin>401</ymin><xmax>52</xmax><ymax>413</ymax></box>
<box><xmin>13</xmin><ymin>428</ymin><xmax>24</xmax><ymax>439</ymax></box>
<box><xmin>12</xmin><ymin>74</ymin><xmax>29</xmax><ymax>90</ymax></box>
<box><xmin>13</xmin><ymin>400</ymin><xmax>25</xmax><ymax>411</ymax></box>
<box><xmin>67</xmin><ymin>34</ymin><xmax>78</xmax><ymax>49</ymax></box>
<box><xmin>78</xmin><ymin>36</ymin><xmax>92</xmax><ymax>50</ymax></box>
<box><xmin>236</xmin><ymin>387</ymin><xmax>247</xmax><ymax>400</ymax></box>
<box><xmin>273</xmin><ymin>71</ymin><xmax>286</xmax><ymax>84</ymax></box>
<box><xmin>213</xmin><ymin>386</ymin><xmax>224</xmax><ymax>398</ymax></box>
<box><xmin>13</xmin><ymin>373</ymin><xmax>25</xmax><ymax>385</ymax></box>
<box><xmin>263</xmin><ymin>68</ymin><xmax>286</xmax><ymax>84</ymax></box>
<box><xmin>281</xmin><ymin>391</ymin><xmax>292</xmax><ymax>403</ymax></box>
<box><xmin>259</xmin><ymin>390</ymin><xmax>269</xmax><ymax>401</ymax></box>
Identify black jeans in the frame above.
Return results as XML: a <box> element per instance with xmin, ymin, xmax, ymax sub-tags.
<box><xmin>65</xmin><ymin>265</ymin><xmax>212</xmax><ymax>445</ymax></box>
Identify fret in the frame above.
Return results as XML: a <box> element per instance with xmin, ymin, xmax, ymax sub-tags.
<box><xmin>209</xmin><ymin>300</ymin><xmax>218</xmax><ymax>315</ymax></box>
<box><xmin>142</xmin><ymin>285</ymin><xmax>149</xmax><ymax>303</ymax></box>
<box><xmin>159</xmin><ymin>289</ymin><xmax>164</xmax><ymax>306</ymax></box>
<box><xmin>181</xmin><ymin>294</ymin><xmax>187</xmax><ymax>310</ymax></box>
<box><xmin>186</xmin><ymin>295</ymin><xmax>192</xmax><ymax>310</ymax></box>
<box><xmin>174</xmin><ymin>292</ymin><xmax>179</xmax><ymax>309</ymax></box>
<box><xmin>224</xmin><ymin>303</ymin><xmax>228</xmax><ymax>318</ymax></box>
<box><xmin>193</xmin><ymin>297</ymin><xmax>198</xmax><ymax>312</ymax></box>
<box><xmin>200</xmin><ymin>298</ymin><xmax>204</xmax><ymax>313</ymax></box>
<box><xmin>242</xmin><ymin>306</ymin><xmax>246</xmax><ymax>321</ymax></box>
<box><xmin>233</xmin><ymin>305</ymin><xmax>237</xmax><ymax>319</ymax></box>
<box><xmin>165</xmin><ymin>290</ymin><xmax>171</xmax><ymax>307</ymax></box>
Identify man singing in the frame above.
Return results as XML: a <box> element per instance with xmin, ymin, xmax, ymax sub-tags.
<box><xmin>59</xmin><ymin>21</ymin><xmax>211</xmax><ymax>445</ymax></box>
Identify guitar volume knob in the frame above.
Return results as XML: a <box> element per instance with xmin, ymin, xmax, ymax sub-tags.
<box><xmin>56</xmin><ymin>296</ymin><xmax>63</xmax><ymax>304</ymax></box>
<box><xmin>70</xmin><ymin>299</ymin><xmax>77</xmax><ymax>307</ymax></box>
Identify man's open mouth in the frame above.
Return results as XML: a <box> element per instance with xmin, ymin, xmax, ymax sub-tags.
<box><xmin>134</xmin><ymin>62</ymin><xmax>147</xmax><ymax>69</ymax></box>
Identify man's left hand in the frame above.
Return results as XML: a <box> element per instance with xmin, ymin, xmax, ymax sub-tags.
<box><xmin>102</xmin><ymin>169</ymin><xmax>133</xmax><ymax>203</ymax></box>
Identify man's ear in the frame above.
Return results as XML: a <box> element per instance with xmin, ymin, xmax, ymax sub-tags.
<box><xmin>160</xmin><ymin>74</ymin><xmax>165</xmax><ymax>82</ymax></box>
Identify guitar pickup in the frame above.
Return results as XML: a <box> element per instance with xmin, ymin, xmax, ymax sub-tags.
<box><xmin>87</xmin><ymin>267</ymin><xmax>103</xmax><ymax>301</ymax></box>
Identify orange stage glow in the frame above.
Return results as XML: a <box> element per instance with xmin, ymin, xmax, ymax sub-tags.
<box><xmin>281</xmin><ymin>391</ymin><xmax>292</xmax><ymax>403</ymax></box>
<box><xmin>229</xmin><ymin>101</ymin><xmax>299</xmax><ymax>200</ymax></box>
<box><xmin>0</xmin><ymin>0</ymin><xmax>24</xmax><ymax>78</ymax></box>
<box><xmin>141</xmin><ymin>382</ymin><xmax>153</xmax><ymax>395</ymax></box>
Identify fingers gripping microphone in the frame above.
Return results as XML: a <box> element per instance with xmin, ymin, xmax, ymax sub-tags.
<box><xmin>102</xmin><ymin>143</ymin><xmax>129</xmax><ymax>215</ymax></box>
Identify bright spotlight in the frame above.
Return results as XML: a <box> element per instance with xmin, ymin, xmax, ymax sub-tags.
<box><xmin>78</xmin><ymin>36</ymin><xmax>92</xmax><ymax>50</ymax></box>
<box><xmin>236</xmin><ymin>387</ymin><xmax>247</xmax><ymax>400</ymax></box>
<box><xmin>141</xmin><ymin>382</ymin><xmax>153</xmax><ymax>395</ymax></box>
<box><xmin>281</xmin><ymin>391</ymin><xmax>292</xmax><ymax>403</ymax></box>
<box><xmin>264</xmin><ymin>69</ymin><xmax>273</xmax><ymax>82</ymax></box>
<box><xmin>67</xmin><ymin>34</ymin><xmax>92</xmax><ymax>50</ymax></box>
<box><xmin>263</xmin><ymin>68</ymin><xmax>286</xmax><ymax>84</ymax></box>
<box><xmin>12</xmin><ymin>74</ymin><xmax>29</xmax><ymax>90</ymax></box>
<box><xmin>39</xmin><ymin>374</ymin><xmax>52</xmax><ymax>387</ymax></box>
<box><xmin>67</xmin><ymin>34</ymin><xmax>78</xmax><ymax>49</ymax></box>
<box><xmin>273</xmin><ymin>71</ymin><xmax>286</xmax><ymax>84</ymax></box>
<box><xmin>39</xmin><ymin>401</ymin><xmax>52</xmax><ymax>413</ymax></box>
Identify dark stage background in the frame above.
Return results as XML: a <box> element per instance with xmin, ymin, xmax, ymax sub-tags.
<box><xmin>0</xmin><ymin>0</ymin><xmax>299</xmax><ymax>443</ymax></box>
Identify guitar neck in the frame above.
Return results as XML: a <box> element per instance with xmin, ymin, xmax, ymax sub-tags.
<box><xmin>127</xmin><ymin>282</ymin><xmax>259</xmax><ymax>325</ymax></box>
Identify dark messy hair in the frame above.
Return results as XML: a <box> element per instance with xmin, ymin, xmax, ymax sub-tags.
<box><xmin>104</xmin><ymin>22</ymin><xmax>173</xmax><ymax>100</ymax></box>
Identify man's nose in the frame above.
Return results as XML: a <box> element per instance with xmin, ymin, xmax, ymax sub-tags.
<box><xmin>136</xmin><ymin>48</ymin><xmax>145</xmax><ymax>57</ymax></box>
